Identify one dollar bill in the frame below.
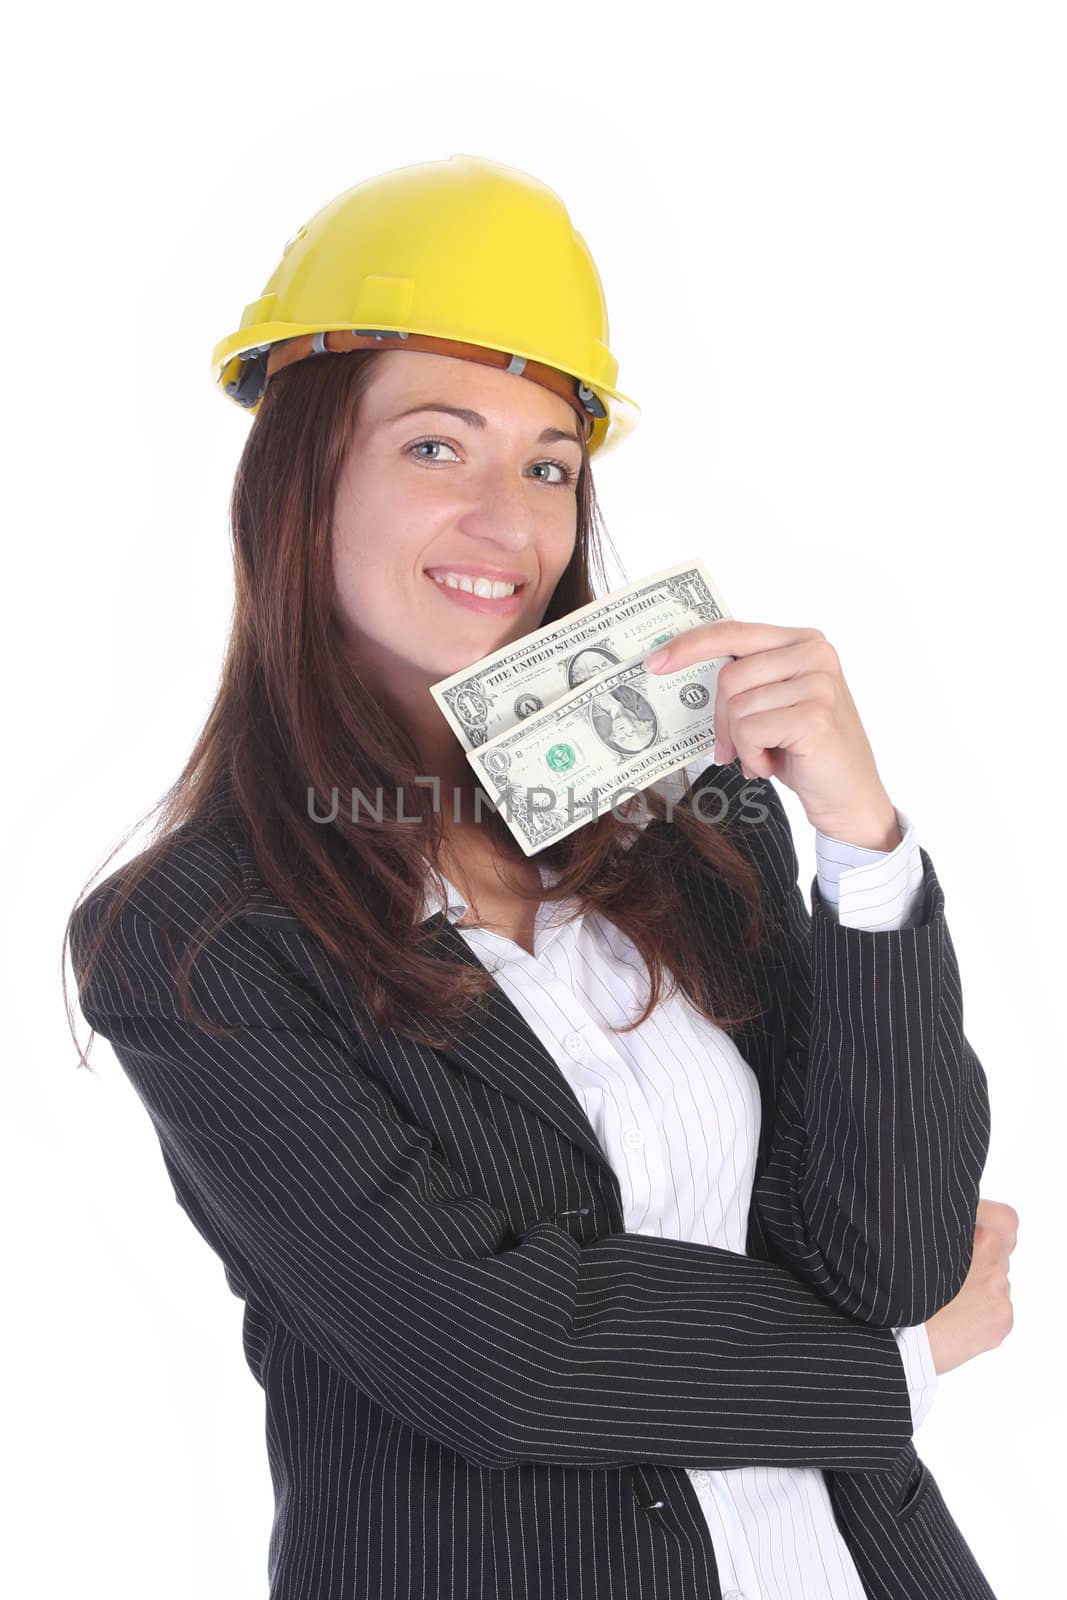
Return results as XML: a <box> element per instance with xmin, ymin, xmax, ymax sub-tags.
<box><xmin>429</xmin><ymin>558</ymin><xmax>735</xmax><ymax>856</ymax></box>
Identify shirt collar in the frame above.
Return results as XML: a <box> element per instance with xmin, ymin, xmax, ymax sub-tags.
<box><xmin>419</xmin><ymin>862</ymin><xmax>563</xmax><ymax>925</ymax></box>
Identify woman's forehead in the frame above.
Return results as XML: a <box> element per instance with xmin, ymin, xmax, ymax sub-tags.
<box><xmin>362</xmin><ymin>349</ymin><xmax>579</xmax><ymax>435</ymax></box>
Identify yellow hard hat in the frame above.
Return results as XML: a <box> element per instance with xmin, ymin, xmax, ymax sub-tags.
<box><xmin>210</xmin><ymin>154</ymin><xmax>640</xmax><ymax>459</ymax></box>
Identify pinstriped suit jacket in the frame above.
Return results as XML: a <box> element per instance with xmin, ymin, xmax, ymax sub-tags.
<box><xmin>71</xmin><ymin>756</ymin><xmax>998</xmax><ymax>1600</ymax></box>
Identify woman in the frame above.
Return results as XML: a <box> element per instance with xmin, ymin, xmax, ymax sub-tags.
<box><xmin>65</xmin><ymin>155</ymin><xmax>1011</xmax><ymax>1600</ymax></box>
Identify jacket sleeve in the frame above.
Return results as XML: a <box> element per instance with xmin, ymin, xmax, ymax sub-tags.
<box><xmin>736</xmin><ymin>771</ymin><xmax>992</xmax><ymax>1329</ymax></box>
<box><xmin>72</xmin><ymin>886</ymin><xmax>918</xmax><ymax>1477</ymax></box>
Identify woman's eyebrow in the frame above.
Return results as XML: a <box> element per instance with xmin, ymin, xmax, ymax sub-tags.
<box><xmin>381</xmin><ymin>402</ymin><xmax>582</xmax><ymax>448</ymax></box>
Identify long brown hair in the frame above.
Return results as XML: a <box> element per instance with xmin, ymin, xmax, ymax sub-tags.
<box><xmin>64</xmin><ymin>349</ymin><xmax>779</xmax><ymax>1063</ymax></box>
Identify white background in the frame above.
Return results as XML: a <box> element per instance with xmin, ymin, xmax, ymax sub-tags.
<box><xmin>8</xmin><ymin>3</ymin><xmax>1063</xmax><ymax>1595</ymax></box>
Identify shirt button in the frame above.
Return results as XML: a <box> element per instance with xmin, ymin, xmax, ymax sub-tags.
<box><xmin>721</xmin><ymin>1591</ymin><xmax>747</xmax><ymax>1600</ymax></box>
<box><xmin>623</xmin><ymin>1127</ymin><xmax>645</xmax><ymax>1149</ymax></box>
<box><xmin>564</xmin><ymin>1030</ymin><xmax>586</xmax><ymax>1057</ymax></box>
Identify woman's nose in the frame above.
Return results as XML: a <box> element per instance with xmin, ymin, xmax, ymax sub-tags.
<box><xmin>454</xmin><ymin>492</ymin><xmax>541</xmax><ymax>553</ymax></box>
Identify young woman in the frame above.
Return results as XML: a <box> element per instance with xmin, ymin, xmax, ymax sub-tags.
<box><xmin>65</xmin><ymin>154</ymin><xmax>1011</xmax><ymax>1600</ymax></box>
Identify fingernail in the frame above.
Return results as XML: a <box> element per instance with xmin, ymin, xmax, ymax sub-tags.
<box><xmin>644</xmin><ymin>647</ymin><xmax>671</xmax><ymax>671</ymax></box>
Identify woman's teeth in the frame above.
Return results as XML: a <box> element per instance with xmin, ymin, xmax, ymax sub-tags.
<box><xmin>430</xmin><ymin>572</ymin><xmax>520</xmax><ymax>599</ymax></box>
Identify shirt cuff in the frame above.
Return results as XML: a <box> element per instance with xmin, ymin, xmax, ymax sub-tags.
<box><xmin>814</xmin><ymin>805</ymin><xmax>926</xmax><ymax>930</ymax></box>
<box><xmin>892</xmin><ymin>1322</ymin><xmax>939</xmax><ymax>1434</ymax></box>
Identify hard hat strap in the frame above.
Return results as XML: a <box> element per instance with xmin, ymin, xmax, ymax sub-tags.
<box><xmin>258</xmin><ymin>328</ymin><xmax>603</xmax><ymax>440</ymax></box>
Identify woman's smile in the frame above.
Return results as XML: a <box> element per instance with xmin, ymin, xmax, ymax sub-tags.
<box><xmin>425</xmin><ymin>569</ymin><xmax>528</xmax><ymax>618</ymax></box>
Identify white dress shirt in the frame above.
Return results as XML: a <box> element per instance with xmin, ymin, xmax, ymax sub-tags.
<box><xmin>420</xmin><ymin>760</ymin><xmax>938</xmax><ymax>1600</ymax></box>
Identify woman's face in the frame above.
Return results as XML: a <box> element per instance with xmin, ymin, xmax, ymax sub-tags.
<box><xmin>332</xmin><ymin>350</ymin><xmax>583</xmax><ymax>701</ymax></box>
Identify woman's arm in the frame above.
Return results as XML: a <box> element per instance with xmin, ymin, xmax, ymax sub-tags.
<box><xmin>718</xmin><ymin>762</ymin><xmax>992</xmax><ymax>1329</ymax></box>
<box><xmin>72</xmin><ymin>882</ymin><xmax>918</xmax><ymax>1477</ymax></box>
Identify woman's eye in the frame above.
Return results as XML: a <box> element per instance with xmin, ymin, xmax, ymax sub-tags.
<box><xmin>406</xmin><ymin>437</ymin><xmax>576</xmax><ymax>488</ymax></box>
<box><xmin>408</xmin><ymin>438</ymin><xmax>461</xmax><ymax>464</ymax></box>
<box><xmin>530</xmin><ymin>460</ymin><xmax>575</xmax><ymax>487</ymax></box>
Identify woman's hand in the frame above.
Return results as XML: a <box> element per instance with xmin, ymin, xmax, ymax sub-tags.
<box><xmin>644</xmin><ymin>620</ymin><xmax>899</xmax><ymax>848</ymax></box>
<box><xmin>924</xmin><ymin>1199</ymin><xmax>1018</xmax><ymax>1376</ymax></box>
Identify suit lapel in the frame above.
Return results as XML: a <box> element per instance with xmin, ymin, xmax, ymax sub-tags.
<box><xmin>419</xmin><ymin>912</ymin><xmax>626</xmax><ymax>1200</ymax></box>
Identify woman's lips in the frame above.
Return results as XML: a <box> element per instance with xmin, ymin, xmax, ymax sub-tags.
<box><xmin>425</xmin><ymin>573</ymin><xmax>526</xmax><ymax>617</ymax></box>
